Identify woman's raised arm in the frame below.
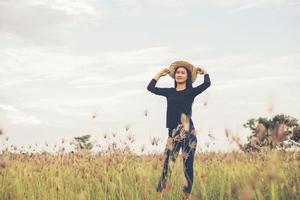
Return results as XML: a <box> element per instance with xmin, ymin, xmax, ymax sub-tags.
<box><xmin>190</xmin><ymin>67</ymin><xmax>211</xmax><ymax>97</ymax></box>
<box><xmin>147</xmin><ymin>68</ymin><xmax>170</xmax><ymax>97</ymax></box>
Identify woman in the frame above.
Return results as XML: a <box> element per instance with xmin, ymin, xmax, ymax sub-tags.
<box><xmin>146</xmin><ymin>60</ymin><xmax>211</xmax><ymax>200</ymax></box>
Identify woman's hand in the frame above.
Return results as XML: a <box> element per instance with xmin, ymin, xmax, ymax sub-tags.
<box><xmin>159</xmin><ymin>68</ymin><xmax>170</xmax><ymax>77</ymax></box>
<box><xmin>154</xmin><ymin>68</ymin><xmax>170</xmax><ymax>81</ymax></box>
<box><xmin>196</xmin><ymin>67</ymin><xmax>207</xmax><ymax>75</ymax></box>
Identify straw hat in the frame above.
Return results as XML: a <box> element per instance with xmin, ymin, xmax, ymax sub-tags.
<box><xmin>168</xmin><ymin>60</ymin><xmax>197</xmax><ymax>83</ymax></box>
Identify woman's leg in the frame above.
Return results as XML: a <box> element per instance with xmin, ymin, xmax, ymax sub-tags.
<box><xmin>182</xmin><ymin>131</ymin><xmax>197</xmax><ymax>194</ymax></box>
<box><xmin>156</xmin><ymin>129</ymin><xmax>182</xmax><ymax>192</ymax></box>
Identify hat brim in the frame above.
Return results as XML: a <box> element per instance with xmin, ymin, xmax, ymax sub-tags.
<box><xmin>168</xmin><ymin>60</ymin><xmax>197</xmax><ymax>83</ymax></box>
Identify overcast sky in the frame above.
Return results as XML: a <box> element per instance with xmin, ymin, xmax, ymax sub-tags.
<box><xmin>0</xmin><ymin>0</ymin><xmax>299</xmax><ymax>154</ymax></box>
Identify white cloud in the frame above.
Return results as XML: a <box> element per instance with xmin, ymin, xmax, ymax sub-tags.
<box><xmin>0</xmin><ymin>0</ymin><xmax>189</xmax><ymax>43</ymax></box>
<box><xmin>209</xmin><ymin>0</ymin><xmax>295</xmax><ymax>7</ymax></box>
<box><xmin>212</xmin><ymin>76</ymin><xmax>288</xmax><ymax>90</ymax></box>
<box><xmin>1</xmin><ymin>46</ymin><xmax>299</xmax><ymax>93</ymax></box>
<box><xmin>28</xmin><ymin>0</ymin><xmax>98</xmax><ymax>17</ymax></box>
<box><xmin>0</xmin><ymin>104</ymin><xmax>48</xmax><ymax>125</ymax></box>
<box><xmin>208</xmin><ymin>0</ymin><xmax>300</xmax><ymax>13</ymax></box>
<box><xmin>0</xmin><ymin>0</ymin><xmax>103</xmax><ymax>43</ymax></box>
<box><xmin>228</xmin><ymin>3</ymin><xmax>260</xmax><ymax>13</ymax></box>
<box><xmin>113</xmin><ymin>0</ymin><xmax>186</xmax><ymax>16</ymax></box>
<box><xmin>0</xmin><ymin>46</ymin><xmax>169</xmax><ymax>89</ymax></box>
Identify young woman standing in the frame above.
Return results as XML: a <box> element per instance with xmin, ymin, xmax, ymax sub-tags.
<box><xmin>146</xmin><ymin>60</ymin><xmax>211</xmax><ymax>200</ymax></box>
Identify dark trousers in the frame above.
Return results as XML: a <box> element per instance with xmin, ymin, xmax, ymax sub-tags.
<box><xmin>156</xmin><ymin>123</ymin><xmax>197</xmax><ymax>194</ymax></box>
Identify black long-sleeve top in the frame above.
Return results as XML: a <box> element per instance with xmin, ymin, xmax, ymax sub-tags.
<box><xmin>147</xmin><ymin>74</ymin><xmax>211</xmax><ymax>129</ymax></box>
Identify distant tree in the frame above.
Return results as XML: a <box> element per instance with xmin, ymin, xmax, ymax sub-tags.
<box><xmin>242</xmin><ymin>114</ymin><xmax>300</xmax><ymax>152</ymax></box>
<box><xmin>72</xmin><ymin>134</ymin><xmax>93</xmax><ymax>153</ymax></box>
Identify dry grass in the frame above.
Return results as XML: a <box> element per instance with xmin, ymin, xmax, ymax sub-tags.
<box><xmin>0</xmin><ymin>145</ymin><xmax>299</xmax><ymax>200</ymax></box>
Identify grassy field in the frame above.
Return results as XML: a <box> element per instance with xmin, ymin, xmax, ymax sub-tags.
<box><xmin>0</xmin><ymin>147</ymin><xmax>299</xmax><ymax>200</ymax></box>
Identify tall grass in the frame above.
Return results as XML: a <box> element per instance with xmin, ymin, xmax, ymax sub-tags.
<box><xmin>1</xmin><ymin>148</ymin><xmax>299</xmax><ymax>200</ymax></box>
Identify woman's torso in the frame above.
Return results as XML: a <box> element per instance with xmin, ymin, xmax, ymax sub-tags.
<box><xmin>166</xmin><ymin>88</ymin><xmax>195</xmax><ymax>129</ymax></box>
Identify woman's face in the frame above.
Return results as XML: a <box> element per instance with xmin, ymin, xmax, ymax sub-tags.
<box><xmin>175</xmin><ymin>67</ymin><xmax>188</xmax><ymax>84</ymax></box>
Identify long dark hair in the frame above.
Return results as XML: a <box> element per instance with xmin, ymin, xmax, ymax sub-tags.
<box><xmin>174</xmin><ymin>66</ymin><xmax>193</xmax><ymax>89</ymax></box>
